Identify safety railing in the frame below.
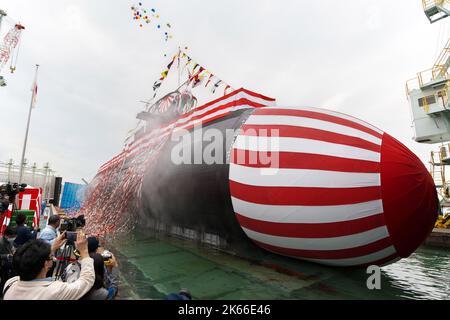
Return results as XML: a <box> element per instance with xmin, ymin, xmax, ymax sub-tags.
<box><xmin>405</xmin><ymin>78</ymin><xmax>418</xmax><ymax>98</ymax></box>
<box><xmin>405</xmin><ymin>69</ymin><xmax>434</xmax><ymax>97</ymax></box>
<box><xmin>405</xmin><ymin>67</ymin><xmax>450</xmax><ymax>98</ymax></box>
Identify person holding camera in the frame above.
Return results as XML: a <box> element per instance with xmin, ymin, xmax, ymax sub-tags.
<box><xmin>86</xmin><ymin>236</ymin><xmax>119</xmax><ymax>299</ymax></box>
<box><xmin>0</xmin><ymin>226</ymin><xmax>17</xmax><ymax>296</ymax></box>
<box><xmin>39</xmin><ymin>215</ymin><xmax>61</xmax><ymax>245</ymax></box>
<box><xmin>81</xmin><ymin>252</ymin><xmax>119</xmax><ymax>300</ymax></box>
<box><xmin>2</xmin><ymin>231</ymin><xmax>95</xmax><ymax>300</ymax></box>
<box><xmin>14</xmin><ymin>213</ymin><xmax>38</xmax><ymax>247</ymax></box>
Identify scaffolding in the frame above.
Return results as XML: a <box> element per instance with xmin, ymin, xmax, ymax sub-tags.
<box><xmin>0</xmin><ymin>159</ymin><xmax>57</xmax><ymax>201</ymax></box>
<box><xmin>430</xmin><ymin>144</ymin><xmax>450</xmax><ymax>200</ymax></box>
<box><xmin>405</xmin><ymin>18</ymin><xmax>450</xmax><ymax>143</ymax></box>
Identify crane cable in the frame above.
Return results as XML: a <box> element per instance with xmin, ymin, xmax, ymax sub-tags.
<box><xmin>435</xmin><ymin>19</ymin><xmax>445</xmax><ymax>62</ymax></box>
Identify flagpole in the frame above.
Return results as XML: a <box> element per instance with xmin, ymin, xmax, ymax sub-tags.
<box><xmin>18</xmin><ymin>64</ymin><xmax>39</xmax><ymax>184</ymax></box>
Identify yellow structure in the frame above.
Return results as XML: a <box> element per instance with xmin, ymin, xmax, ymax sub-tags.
<box><xmin>435</xmin><ymin>215</ymin><xmax>450</xmax><ymax>228</ymax></box>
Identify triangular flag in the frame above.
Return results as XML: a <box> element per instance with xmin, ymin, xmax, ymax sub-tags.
<box><xmin>211</xmin><ymin>80</ymin><xmax>222</xmax><ymax>94</ymax></box>
<box><xmin>192</xmin><ymin>63</ymin><xmax>200</xmax><ymax>73</ymax></box>
<box><xmin>191</xmin><ymin>71</ymin><xmax>207</xmax><ymax>88</ymax></box>
<box><xmin>167</xmin><ymin>53</ymin><xmax>178</xmax><ymax>70</ymax></box>
<box><xmin>205</xmin><ymin>74</ymin><xmax>215</xmax><ymax>87</ymax></box>
<box><xmin>224</xmin><ymin>85</ymin><xmax>231</xmax><ymax>95</ymax></box>
<box><xmin>153</xmin><ymin>81</ymin><xmax>161</xmax><ymax>91</ymax></box>
<box><xmin>160</xmin><ymin>70</ymin><xmax>169</xmax><ymax>80</ymax></box>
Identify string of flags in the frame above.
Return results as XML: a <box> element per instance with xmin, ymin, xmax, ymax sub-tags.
<box><xmin>151</xmin><ymin>50</ymin><xmax>234</xmax><ymax>99</ymax></box>
<box><xmin>130</xmin><ymin>2</ymin><xmax>234</xmax><ymax>98</ymax></box>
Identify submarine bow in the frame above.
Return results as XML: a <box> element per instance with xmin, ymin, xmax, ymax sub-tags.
<box><xmin>229</xmin><ymin>106</ymin><xmax>438</xmax><ymax>267</ymax></box>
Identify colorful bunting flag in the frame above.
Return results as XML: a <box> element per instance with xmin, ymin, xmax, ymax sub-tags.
<box><xmin>212</xmin><ymin>80</ymin><xmax>222</xmax><ymax>94</ymax></box>
<box><xmin>205</xmin><ymin>74</ymin><xmax>215</xmax><ymax>88</ymax></box>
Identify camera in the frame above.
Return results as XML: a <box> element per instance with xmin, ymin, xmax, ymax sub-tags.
<box><xmin>101</xmin><ymin>250</ymin><xmax>113</xmax><ymax>266</ymax></box>
<box><xmin>0</xmin><ymin>183</ymin><xmax>27</xmax><ymax>213</ymax></box>
<box><xmin>101</xmin><ymin>250</ymin><xmax>112</xmax><ymax>260</ymax></box>
<box><xmin>65</xmin><ymin>231</ymin><xmax>78</xmax><ymax>242</ymax></box>
<box><xmin>59</xmin><ymin>215</ymin><xmax>86</xmax><ymax>232</ymax></box>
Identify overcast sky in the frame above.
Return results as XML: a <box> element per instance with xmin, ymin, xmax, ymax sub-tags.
<box><xmin>1</xmin><ymin>0</ymin><xmax>449</xmax><ymax>183</ymax></box>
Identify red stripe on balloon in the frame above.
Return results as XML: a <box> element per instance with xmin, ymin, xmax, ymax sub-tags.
<box><xmin>253</xmin><ymin>108</ymin><xmax>383</xmax><ymax>139</ymax></box>
<box><xmin>235</xmin><ymin>213</ymin><xmax>386</xmax><ymax>238</ymax></box>
<box><xmin>240</xmin><ymin>124</ymin><xmax>381</xmax><ymax>153</ymax></box>
<box><xmin>229</xmin><ymin>181</ymin><xmax>382</xmax><ymax>206</ymax></box>
<box><xmin>231</xmin><ymin>150</ymin><xmax>381</xmax><ymax>173</ymax></box>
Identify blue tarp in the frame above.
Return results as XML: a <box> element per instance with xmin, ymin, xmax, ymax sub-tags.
<box><xmin>60</xmin><ymin>182</ymin><xmax>86</xmax><ymax>209</ymax></box>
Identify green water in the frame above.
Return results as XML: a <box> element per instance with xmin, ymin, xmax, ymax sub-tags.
<box><xmin>110</xmin><ymin>233</ymin><xmax>450</xmax><ymax>300</ymax></box>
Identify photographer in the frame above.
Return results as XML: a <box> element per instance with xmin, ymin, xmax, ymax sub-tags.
<box><xmin>81</xmin><ymin>252</ymin><xmax>119</xmax><ymax>300</ymax></box>
<box><xmin>0</xmin><ymin>226</ymin><xmax>17</xmax><ymax>296</ymax></box>
<box><xmin>39</xmin><ymin>215</ymin><xmax>61</xmax><ymax>245</ymax></box>
<box><xmin>3</xmin><ymin>231</ymin><xmax>95</xmax><ymax>300</ymax></box>
<box><xmin>14</xmin><ymin>213</ymin><xmax>37</xmax><ymax>247</ymax></box>
<box><xmin>87</xmin><ymin>236</ymin><xmax>119</xmax><ymax>299</ymax></box>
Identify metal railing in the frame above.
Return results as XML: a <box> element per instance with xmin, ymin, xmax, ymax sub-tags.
<box><xmin>406</xmin><ymin>69</ymin><xmax>435</xmax><ymax>96</ymax></box>
<box><xmin>0</xmin><ymin>160</ymin><xmax>57</xmax><ymax>200</ymax></box>
<box><xmin>406</xmin><ymin>66</ymin><xmax>450</xmax><ymax>97</ymax></box>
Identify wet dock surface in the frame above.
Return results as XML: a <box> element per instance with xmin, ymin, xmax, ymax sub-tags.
<box><xmin>110</xmin><ymin>233</ymin><xmax>450</xmax><ymax>300</ymax></box>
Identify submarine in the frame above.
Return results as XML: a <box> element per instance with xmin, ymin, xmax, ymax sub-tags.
<box><xmin>82</xmin><ymin>84</ymin><xmax>438</xmax><ymax>268</ymax></box>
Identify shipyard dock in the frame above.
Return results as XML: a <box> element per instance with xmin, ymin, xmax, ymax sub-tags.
<box><xmin>425</xmin><ymin>228</ymin><xmax>450</xmax><ymax>248</ymax></box>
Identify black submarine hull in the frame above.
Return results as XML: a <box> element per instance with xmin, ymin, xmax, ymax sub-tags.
<box><xmin>136</xmin><ymin>109</ymin><xmax>254</xmax><ymax>247</ymax></box>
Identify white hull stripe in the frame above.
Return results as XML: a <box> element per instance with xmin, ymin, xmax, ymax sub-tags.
<box><xmin>300</xmin><ymin>246</ymin><xmax>397</xmax><ymax>267</ymax></box>
<box><xmin>231</xmin><ymin>197</ymin><xmax>384</xmax><ymax>224</ymax></box>
<box><xmin>245</xmin><ymin>115</ymin><xmax>382</xmax><ymax>145</ymax></box>
<box><xmin>175</xmin><ymin>91</ymin><xmax>275</xmax><ymax>126</ymax></box>
<box><xmin>99</xmin><ymin>89</ymin><xmax>275</xmax><ymax>172</ymax></box>
<box><xmin>229</xmin><ymin>163</ymin><xmax>381</xmax><ymax>188</ymax></box>
<box><xmin>241</xmin><ymin>226</ymin><xmax>390</xmax><ymax>251</ymax></box>
<box><xmin>100</xmin><ymin>104</ymin><xmax>258</xmax><ymax>172</ymax></box>
<box><xmin>276</xmin><ymin>106</ymin><xmax>384</xmax><ymax>136</ymax></box>
<box><xmin>233</xmin><ymin>136</ymin><xmax>381</xmax><ymax>163</ymax></box>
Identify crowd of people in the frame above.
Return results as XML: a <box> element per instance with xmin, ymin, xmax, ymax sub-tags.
<box><xmin>0</xmin><ymin>213</ymin><xmax>120</xmax><ymax>300</ymax></box>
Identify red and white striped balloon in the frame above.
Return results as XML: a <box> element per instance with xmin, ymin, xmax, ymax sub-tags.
<box><xmin>229</xmin><ymin>106</ymin><xmax>438</xmax><ymax>267</ymax></box>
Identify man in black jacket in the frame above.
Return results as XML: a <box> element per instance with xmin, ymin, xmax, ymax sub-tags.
<box><xmin>0</xmin><ymin>226</ymin><xmax>17</xmax><ymax>296</ymax></box>
<box><xmin>13</xmin><ymin>213</ymin><xmax>37</xmax><ymax>247</ymax></box>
